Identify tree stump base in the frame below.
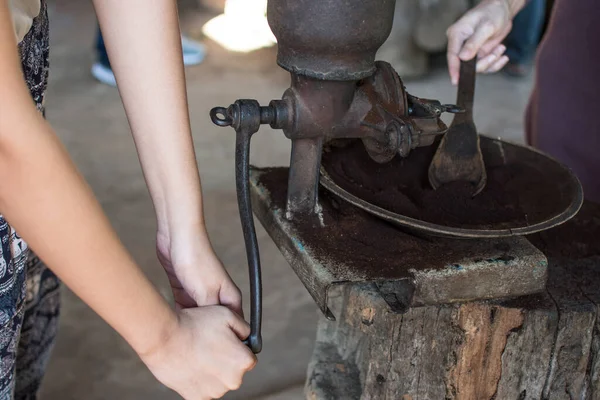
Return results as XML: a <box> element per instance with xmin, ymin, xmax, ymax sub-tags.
<box><xmin>306</xmin><ymin>202</ymin><xmax>600</xmax><ymax>400</ymax></box>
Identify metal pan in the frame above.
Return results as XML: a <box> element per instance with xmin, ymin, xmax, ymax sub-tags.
<box><xmin>320</xmin><ymin>136</ymin><xmax>583</xmax><ymax>239</ymax></box>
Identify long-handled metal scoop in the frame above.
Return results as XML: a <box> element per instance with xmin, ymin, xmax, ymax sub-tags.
<box><xmin>428</xmin><ymin>58</ymin><xmax>487</xmax><ymax>195</ymax></box>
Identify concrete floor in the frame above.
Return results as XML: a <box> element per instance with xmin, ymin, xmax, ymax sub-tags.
<box><xmin>37</xmin><ymin>1</ymin><xmax>534</xmax><ymax>399</ymax></box>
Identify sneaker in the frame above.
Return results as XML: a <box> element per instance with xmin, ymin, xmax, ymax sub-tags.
<box><xmin>91</xmin><ymin>61</ymin><xmax>117</xmax><ymax>87</ymax></box>
<box><xmin>91</xmin><ymin>36</ymin><xmax>206</xmax><ymax>86</ymax></box>
<box><xmin>181</xmin><ymin>36</ymin><xmax>206</xmax><ymax>66</ymax></box>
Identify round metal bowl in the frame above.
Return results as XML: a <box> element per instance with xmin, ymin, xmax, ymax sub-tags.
<box><xmin>320</xmin><ymin>136</ymin><xmax>583</xmax><ymax>239</ymax></box>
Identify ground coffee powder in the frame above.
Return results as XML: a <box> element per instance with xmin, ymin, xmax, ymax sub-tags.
<box><xmin>258</xmin><ymin>168</ymin><xmax>517</xmax><ymax>276</ymax></box>
<box><xmin>322</xmin><ymin>139</ymin><xmax>557</xmax><ymax>229</ymax></box>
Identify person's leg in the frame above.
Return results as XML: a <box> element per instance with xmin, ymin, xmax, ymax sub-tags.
<box><xmin>503</xmin><ymin>0</ymin><xmax>546</xmax><ymax>76</ymax></box>
<box><xmin>181</xmin><ymin>36</ymin><xmax>206</xmax><ymax>66</ymax></box>
<box><xmin>92</xmin><ymin>25</ymin><xmax>206</xmax><ymax>87</ymax></box>
<box><xmin>14</xmin><ymin>256</ymin><xmax>60</xmax><ymax>400</ymax></box>
<box><xmin>95</xmin><ymin>27</ymin><xmax>111</xmax><ymax>69</ymax></box>
<box><xmin>526</xmin><ymin>0</ymin><xmax>600</xmax><ymax>201</ymax></box>
<box><xmin>91</xmin><ymin>25</ymin><xmax>118</xmax><ymax>87</ymax></box>
<box><xmin>0</xmin><ymin>218</ymin><xmax>29</xmax><ymax>400</ymax></box>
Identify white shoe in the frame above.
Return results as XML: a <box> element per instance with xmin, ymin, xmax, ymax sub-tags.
<box><xmin>181</xmin><ymin>36</ymin><xmax>206</xmax><ymax>66</ymax></box>
<box><xmin>92</xmin><ymin>36</ymin><xmax>206</xmax><ymax>87</ymax></box>
<box><xmin>91</xmin><ymin>62</ymin><xmax>117</xmax><ymax>87</ymax></box>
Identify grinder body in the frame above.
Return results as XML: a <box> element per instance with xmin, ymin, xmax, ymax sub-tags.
<box><xmin>210</xmin><ymin>0</ymin><xmax>459</xmax><ymax>353</ymax></box>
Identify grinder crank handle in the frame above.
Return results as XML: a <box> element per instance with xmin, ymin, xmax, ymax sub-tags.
<box><xmin>235</xmin><ymin>127</ymin><xmax>263</xmax><ymax>354</ymax></box>
<box><xmin>210</xmin><ymin>104</ymin><xmax>263</xmax><ymax>354</ymax></box>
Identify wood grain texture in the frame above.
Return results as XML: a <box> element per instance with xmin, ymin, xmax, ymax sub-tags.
<box><xmin>306</xmin><ymin>256</ymin><xmax>600</xmax><ymax>400</ymax></box>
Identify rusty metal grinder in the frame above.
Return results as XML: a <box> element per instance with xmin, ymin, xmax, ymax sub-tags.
<box><xmin>209</xmin><ymin>0</ymin><xmax>583</xmax><ymax>353</ymax></box>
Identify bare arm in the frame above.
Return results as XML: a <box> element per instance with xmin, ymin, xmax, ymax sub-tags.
<box><xmin>92</xmin><ymin>0</ymin><xmax>198</xmax><ymax>235</ymax></box>
<box><xmin>0</xmin><ymin>2</ymin><xmax>254</xmax><ymax>398</ymax></box>
<box><xmin>92</xmin><ymin>0</ymin><xmax>243</xmax><ymax>314</ymax></box>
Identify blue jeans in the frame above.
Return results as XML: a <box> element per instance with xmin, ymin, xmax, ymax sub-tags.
<box><xmin>504</xmin><ymin>0</ymin><xmax>546</xmax><ymax>64</ymax></box>
<box><xmin>95</xmin><ymin>27</ymin><xmax>111</xmax><ymax>68</ymax></box>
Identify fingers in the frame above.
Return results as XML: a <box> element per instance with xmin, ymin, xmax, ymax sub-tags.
<box><xmin>183</xmin><ymin>277</ymin><xmax>219</xmax><ymax>307</ymax></box>
<box><xmin>165</xmin><ymin>270</ymin><xmax>198</xmax><ymax>309</ymax></box>
<box><xmin>238</xmin><ymin>349</ymin><xmax>257</xmax><ymax>373</ymax></box>
<box><xmin>219</xmin><ymin>281</ymin><xmax>244</xmax><ymax>318</ymax></box>
<box><xmin>446</xmin><ymin>16</ymin><xmax>476</xmax><ymax>85</ymax></box>
<box><xmin>215</xmin><ymin>344</ymin><xmax>256</xmax><ymax>395</ymax></box>
<box><xmin>172</xmin><ymin>287</ymin><xmax>198</xmax><ymax>310</ymax></box>
<box><xmin>447</xmin><ymin>52</ymin><xmax>460</xmax><ymax>86</ymax></box>
<box><xmin>447</xmin><ymin>30</ymin><xmax>467</xmax><ymax>85</ymax></box>
<box><xmin>224</xmin><ymin>353</ymin><xmax>257</xmax><ymax>392</ymax></box>
<box><xmin>476</xmin><ymin>44</ymin><xmax>506</xmax><ymax>72</ymax></box>
<box><xmin>223</xmin><ymin>307</ymin><xmax>251</xmax><ymax>340</ymax></box>
<box><xmin>486</xmin><ymin>54</ymin><xmax>510</xmax><ymax>73</ymax></box>
<box><xmin>446</xmin><ymin>0</ymin><xmax>513</xmax><ymax>84</ymax></box>
<box><xmin>448</xmin><ymin>26</ymin><xmax>511</xmax><ymax>83</ymax></box>
<box><xmin>149</xmin><ymin>307</ymin><xmax>258</xmax><ymax>400</ymax></box>
<box><xmin>459</xmin><ymin>20</ymin><xmax>496</xmax><ymax>61</ymax></box>
<box><xmin>478</xmin><ymin>22</ymin><xmax>512</xmax><ymax>56</ymax></box>
<box><xmin>209</xmin><ymin>351</ymin><xmax>255</xmax><ymax>400</ymax></box>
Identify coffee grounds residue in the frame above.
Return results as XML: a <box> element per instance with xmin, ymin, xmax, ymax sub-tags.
<box><xmin>322</xmin><ymin>140</ymin><xmax>557</xmax><ymax>229</ymax></box>
<box><xmin>257</xmin><ymin>168</ymin><xmax>517</xmax><ymax>277</ymax></box>
<box><xmin>257</xmin><ymin>167</ymin><xmax>599</xmax><ymax>286</ymax></box>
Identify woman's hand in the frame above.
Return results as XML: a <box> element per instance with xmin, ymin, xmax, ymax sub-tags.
<box><xmin>141</xmin><ymin>306</ymin><xmax>256</xmax><ymax>400</ymax></box>
<box><xmin>446</xmin><ymin>0</ymin><xmax>525</xmax><ymax>84</ymax></box>
<box><xmin>157</xmin><ymin>228</ymin><xmax>243</xmax><ymax>315</ymax></box>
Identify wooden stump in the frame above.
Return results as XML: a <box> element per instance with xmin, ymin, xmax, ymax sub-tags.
<box><xmin>305</xmin><ymin>203</ymin><xmax>600</xmax><ymax>400</ymax></box>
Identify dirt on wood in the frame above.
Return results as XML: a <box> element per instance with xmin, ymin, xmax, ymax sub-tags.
<box><xmin>257</xmin><ymin>168</ymin><xmax>517</xmax><ymax>278</ymax></box>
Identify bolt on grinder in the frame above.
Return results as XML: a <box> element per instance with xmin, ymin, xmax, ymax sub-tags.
<box><xmin>210</xmin><ymin>0</ymin><xmax>583</xmax><ymax>354</ymax></box>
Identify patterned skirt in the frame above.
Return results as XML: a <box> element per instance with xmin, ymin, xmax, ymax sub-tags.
<box><xmin>0</xmin><ymin>1</ymin><xmax>61</xmax><ymax>398</ymax></box>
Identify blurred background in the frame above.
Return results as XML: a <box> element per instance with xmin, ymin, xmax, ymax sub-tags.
<box><xmin>40</xmin><ymin>0</ymin><xmax>552</xmax><ymax>398</ymax></box>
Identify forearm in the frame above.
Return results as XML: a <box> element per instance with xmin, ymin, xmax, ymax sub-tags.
<box><xmin>0</xmin><ymin>116</ymin><xmax>175</xmax><ymax>357</ymax></box>
<box><xmin>93</xmin><ymin>0</ymin><xmax>204</xmax><ymax>238</ymax></box>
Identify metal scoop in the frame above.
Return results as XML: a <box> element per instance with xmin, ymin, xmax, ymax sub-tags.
<box><xmin>428</xmin><ymin>58</ymin><xmax>487</xmax><ymax>195</ymax></box>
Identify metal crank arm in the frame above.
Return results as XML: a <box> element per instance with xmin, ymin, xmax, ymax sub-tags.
<box><xmin>210</xmin><ymin>103</ymin><xmax>263</xmax><ymax>354</ymax></box>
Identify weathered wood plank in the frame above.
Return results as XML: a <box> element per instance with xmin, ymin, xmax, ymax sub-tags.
<box><xmin>448</xmin><ymin>303</ymin><xmax>524</xmax><ymax>400</ymax></box>
<box><xmin>495</xmin><ymin>295</ymin><xmax>557</xmax><ymax>400</ymax></box>
<box><xmin>542</xmin><ymin>261</ymin><xmax>596</xmax><ymax>400</ymax></box>
<box><xmin>305</xmin><ymin>261</ymin><xmax>600</xmax><ymax>400</ymax></box>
